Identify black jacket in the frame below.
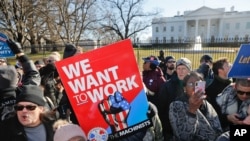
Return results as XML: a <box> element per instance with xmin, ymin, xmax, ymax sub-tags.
<box><xmin>0</xmin><ymin>116</ymin><xmax>54</xmax><ymax>141</ymax></box>
<box><xmin>157</xmin><ymin>75</ymin><xmax>184</xmax><ymax>140</ymax></box>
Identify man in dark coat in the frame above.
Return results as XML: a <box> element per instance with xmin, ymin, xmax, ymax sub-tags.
<box><xmin>157</xmin><ymin>57</ymin><xmax>192</xmax><ymax>141</ymax></box>
<box><xmin>0</xmin><ymin>39</ymin><xmax>41</xmax><ymax>122</ymax></box>
<box><xmin>0</xmin><ymin>85</ymin><xmax>54</xmax><ymax>141</ymax></box>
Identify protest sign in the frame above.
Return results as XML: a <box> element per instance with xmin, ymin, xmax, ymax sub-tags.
<box><xmin>0</xmin><ymin>33</ymin><xmax>14</xmax><ymax>57</ymax></box>
<box><xmin>55</xmin><ymin>39</ymin><xmax>151</xmax><ymax>140</ymax></box>
<box><xmin>228</xmin><ymin>44</ymin><xmax>250</xmax><ymax>78</ymax></box>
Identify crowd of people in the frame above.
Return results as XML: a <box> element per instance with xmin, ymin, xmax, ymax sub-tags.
<box><xmin>0</xmin><ymin>39</ymin><xmax>249</xmax><ymax>141</ymax></box>
<box><xmin>141</xmin><ymin>50</ymin><xmax>250</xmax><ymax>141</ymax></box>
<box><xmin>0</xmin><ymin>39</ymin><xmax>86</xmax><ymax>141</ymax></box>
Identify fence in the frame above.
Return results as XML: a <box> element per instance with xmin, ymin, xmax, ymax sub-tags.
<box><xmin>21</xmin><ymin>40</ymin><xmax>242</xmax><ymax>71</ymax></box>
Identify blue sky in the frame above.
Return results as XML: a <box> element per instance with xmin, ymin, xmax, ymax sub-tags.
<box><xmin>139</xmin><ymin>0</ymin><xmax>249</xmax><ymax>39</ymax></box>
<box><xmin>144</xmin><ymin>0</ymin><xmax>249</xmax><ymax>17</ymax></box>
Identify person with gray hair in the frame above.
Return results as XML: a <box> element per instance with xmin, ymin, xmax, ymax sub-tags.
<box><xmin>157</xmin><ymin>57</ymin><xmax>192</xmax><ymax>141</ymax></box>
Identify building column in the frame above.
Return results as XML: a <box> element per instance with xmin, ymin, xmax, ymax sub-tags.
<box><xmin>207</xmin><ymin>19</ymin><xmax>211</xmax><ymax>41</ymax></box>
<box><xmin>195</xmin><ymin>19</ymin><xmax>199</xmax><ymax>38</ymax></box>
<box><xmin>184</xmin><ymin>20</ymin><xmax>187</xmax><ymax>41</ymax></box>
<box><xmin>219</xmin><ymin>19</ymin><xmax>223</xmax><ymax>38</ymax></box>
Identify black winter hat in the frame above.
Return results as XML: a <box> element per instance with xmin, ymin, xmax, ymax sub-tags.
<box><xmin>16</xmin><ymin>85</ymin><xmax>45</xmax><ymax>106</ymax></box>
<box><xmin>165</xmin><ymin>56</ymin><xmax>175</xmax><ymax>62</ymax></box>
<box><xmin>200</xmin><ymin>54</ymin><xmax>213</xmax><ymax>63</ymax></box>
<box><xmin>63</xmin><ymin>43</ymin><xmax>77</xmax><ymax>59</ymax></box>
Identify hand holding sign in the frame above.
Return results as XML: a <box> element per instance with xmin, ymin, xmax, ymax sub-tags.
<box><xmin>6</xmin><ymin>39</ymin><xmax>23</xmax><ymax>54</ymax></box>
<box><xmin>98</xmin><ymin>91</ymin><xmax>131</xmax><ymax>132</ymax></box>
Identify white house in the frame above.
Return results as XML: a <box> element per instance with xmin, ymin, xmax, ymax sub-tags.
<box><xmin>152</xmin><ymin>6</ymin><xmax>250</xmax><ymax>43</ymax></box>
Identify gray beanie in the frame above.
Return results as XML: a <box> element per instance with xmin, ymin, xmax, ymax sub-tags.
<box><xmin>176</xmin><ymin>58</ymin><xmax>192</xmax><ymax>70</ymax></box>
<box><xmin>0</xmin><ymin>65</ymin><xmax>18</xmax><ymax>89</ymax></box>
<box><xmin>16</xmin><ymin>85</ymin><xmax>45</xmax><ymax>106</ymax></box>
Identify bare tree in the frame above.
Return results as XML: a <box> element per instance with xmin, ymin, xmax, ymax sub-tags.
<box><xmin>0</xmin><ymin>0</ymin><xmax>53</xmax><ymax>53</ymax></box>
<box><xmin>0</xmin><ymin>0</ymin><xmax>102</xmax><ymax>52</ymax></box>
<box><xmin>99</xmin><ymin>0</ymin><xmax>160</xmax><ymax>40</ymax></box>
<box><xmin>46</xmin><ymin>0</ymin><xmax>102</xmax><ymax>45</ymax></box>
<box><xmin>0</xmin><ymin>0</ymin><xmax>32</xmax><ymax>44</ymax></box>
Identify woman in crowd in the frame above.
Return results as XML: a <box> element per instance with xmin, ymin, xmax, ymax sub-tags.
<box><xmin>169</xmin><ymin>71</ymin><xmax>223</xmax><ymax>141</ymax></box>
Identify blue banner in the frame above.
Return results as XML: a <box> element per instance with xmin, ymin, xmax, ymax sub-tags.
<box><xmin>0</xmin><ymin>33</ymin><xmax>14</xmax><ymax>57</ymax></box>
<box><xmin>228</xmin><ymin>44</ymin><xmax>250</xmax><ymax>78</ymax></box>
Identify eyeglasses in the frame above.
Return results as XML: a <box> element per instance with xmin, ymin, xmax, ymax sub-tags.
<box><xmin>14</xmin><ymin>105</ymin><xmax>37</xmax><ymax>111</ymax></box>
<box><xmin>237</xmin><ymin>90</ymin><xmax>250</xmax><ymax>96</ymax></box>
<box><xmin>186</xmin><ymin>82</ymin><xmax>195</xmax><ymax>87</ymax></box>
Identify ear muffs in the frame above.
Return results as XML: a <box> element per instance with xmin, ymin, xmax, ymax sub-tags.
<box><xmin>150</xmin><ymin>63</ymin><xmax>157</xmax><ymax>70</ymax></box>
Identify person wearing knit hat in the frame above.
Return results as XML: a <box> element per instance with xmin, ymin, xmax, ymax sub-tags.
<box><xmin>0</xmin><ymin>65</ymin><xmax>18</xmax><ymax>121</ymax></box>
<box><xmin>16</xmin><ymin>85</ymin><xmax>46</xmax><ymax>106</ymax></box>
<box><xmin>0</xmin><ymin>38</ymin><xmax>41</xmax><ymax>122</ymax></box>
<box><xmin>200</xmin><ymin>54</ymin><xmax>213</xmax><ymax>63</ymax></box>
<box><xmin>63</xmin><ymin>43</ymin><xmax>77</xmax><ymax>59</ymax></box>
<box><xmin>0</xmin><ymin>84</ymin><xmax>55</xmax><ymax>141</ymax></box>
<box><xmin>53</xmin><ymin>119</ymin><xmax>87</xmax><ymax>141</ymax></box>
<box><xmin>0</xmin><ymin>65</ymin><xmax>18</xmax><ymax>93</ymax></box>
<box><xmin>157</xmin><ymin>57</ymin><xmax>192</xmax><ymax>140</ymax></box>
<box><xmin>176</xmin><ymin>57</ymin><xmax>192</xmax><ymax>71</ymax></box>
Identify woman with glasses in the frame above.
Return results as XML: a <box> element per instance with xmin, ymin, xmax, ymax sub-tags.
<box><xmin>216</xmin><ymin>78</ymin><xmax>250</xmax><ymax>131</ymax></box>
<box><xmin>0</xmin><ymin>85</ymin><xmax>55</xmax><ymax>141</ymax></box>
<box><xmin>169</xmin><ymin>71</ymin><xmax>223</xmax><ymax>141</ymax></box>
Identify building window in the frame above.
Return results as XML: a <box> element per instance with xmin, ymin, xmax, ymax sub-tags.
<box><xmin>225</xmin><ymin>23</ymin><xmax>230</xmax><ymax>30</ymax></box>
<box><xmin>171</xmin><ymin>37</ymin><xmax>174</xmax><ymax>43</ymax></box>
<box><xmin>171</xmin><ymin>26</ymin><xmax>174</xmax><ymax>32</ymax></box>
<box><xmin>156</xmin><ymin>27</ymin><xmax>159</xmax><ymax>32</ymax></box>
<box><xmin>246</xmin><ymin>22</ymin><xmax>250</xmax><ymax>29</ymax></box>
<box><xmin>163</xmin><ymin>27</ymin><xmax>166</xmax><ymax>31</ymax></box>
<box><xmin>179</xmin><ymin>26</ymin><xmax>182</xmax><ymax>32</ymax></box>
<box><xmin>235</xmin><ymin>23</ymin><xmax>240</xmax><ymax>30</ymax></box>
<box><xmin>245</xmin><ymin>34</ymin><xmax>249</xmax><ymax>42</ymax></box>
<box><xmin>155</xmin><ymin>37</ymin><xmax>159</xmax><ymax>43</ymax></box>
<box><xmin>163</xmin><ymin>37</ymin><xmax>166</xmax><ymax>43</ymax></box>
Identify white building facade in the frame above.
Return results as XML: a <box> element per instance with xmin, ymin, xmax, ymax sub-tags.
<box><xmin>152</xmin><ymin>6</ymin><xmax>250</xmax><ymax>43</ymax></box>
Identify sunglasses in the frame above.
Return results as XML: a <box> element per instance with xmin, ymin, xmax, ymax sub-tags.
<box><xmin>237</xmin><ymin>90</ymin><xmax>250</xmax><ymax>96</ymax></box>
<box><xmin>14</xmin><ymin>105</ymin><xmax>37</xmax><ymax>111</ymax></box>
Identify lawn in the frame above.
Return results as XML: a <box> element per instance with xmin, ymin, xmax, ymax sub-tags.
<box><xmin>134</xmin><ymin>47</ymin><xmax>239</xmax><ymax>71</ymax></box>
<box><xmin>6</xmin><ymin>46</ymin><xmax>239</xmax><ymax>72</ymax></box>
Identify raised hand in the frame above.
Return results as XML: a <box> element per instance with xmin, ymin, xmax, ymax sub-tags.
<box><xmin>98</xmin><ymin>91</ymin><xmax>131</xmax><ymax>132</ymax></box>
<box><xmin>6</xmin><ymin>39</ymin><xmax>23</xmax><ymax>54</ymax></box>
